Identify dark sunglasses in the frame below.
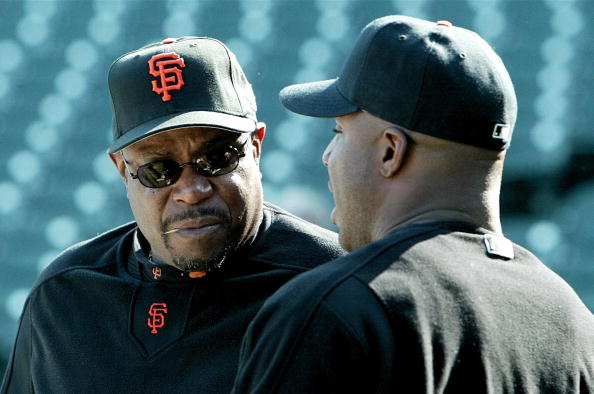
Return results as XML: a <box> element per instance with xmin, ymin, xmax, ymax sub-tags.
<box><xmin>123</xmin><ymin>141</ymin><xmax>247</xmax><ymax>188</ymax></box>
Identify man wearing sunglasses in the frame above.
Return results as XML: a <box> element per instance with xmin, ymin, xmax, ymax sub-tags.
<box><xmin>233</xmin><ymin>16</ymin><xmax>594</xmax><ymax>393</ymax></box>
<box><xmin>1</xmin><ymin>37</ymin><xmax>343</xmax><ymax>393</ymax></box>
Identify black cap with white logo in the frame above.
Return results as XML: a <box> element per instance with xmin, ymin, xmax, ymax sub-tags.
<box><xmin>280</xmin><ymin>15</ymin><xmax>517</xmax><ymax>150</ymax></box>
<box><xmin>108</xmin><ymin>37</ymin><xmax>258</xmax><ymax>153</ymax></box>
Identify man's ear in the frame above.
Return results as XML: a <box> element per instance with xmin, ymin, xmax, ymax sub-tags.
<box><xmin>109</xmin><ymin>151</ymin><xmax>128</xmax><ymax>184</ymax></box>
<box><xmin>251</xmin><ymin>122</ymin><xmax>266</xmax><ymax>164</ymax></box>
<box><xmin>379</xmin><ymin>126</ymin><xmax>408</xmax><ymax>178</ymax></box>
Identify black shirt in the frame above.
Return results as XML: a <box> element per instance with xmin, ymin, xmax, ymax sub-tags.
<box><xmin>233</xmin><ymin>221</ymin><xmax>594</xmax><ymax>393</ymax></box>
<box><xmin>1</xmin><ymin>203</ymin><xmax>344</xmax><ymax>394</ymax></box>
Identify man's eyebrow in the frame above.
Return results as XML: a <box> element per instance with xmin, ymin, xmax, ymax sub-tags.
<box><xmin>127</xmin><ymin>134</ymin><xmax>242</xmax><ymax>159</ymax></box>
<box><xmin>201</xmin><ymin>135</ymin><xmax>242</xmax><ymax>150</ymax></box>
<box><xmin>203</xmin><ymin>134</ymin><xmax>240</xmax><ymax>146</ymax></box>
<box><xmin>121</xmin><ymin>148</ymin><xmax>171</xmax><ymax>163</ymax></box>
<box><xmin>139</xmin><ymin>148</ymin><xmax>172</xmax><ymax>157</ymax></box>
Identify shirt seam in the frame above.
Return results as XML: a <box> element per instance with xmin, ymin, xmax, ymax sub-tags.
<box><xmin>266</xmin><ymin>226</ymin><xmax>444</xmax><ymax>392</ymax></box>
<box><xmin>319</xmin><ymin>298</ymin><xmax>372</xmax><ymax>355</ymax></box>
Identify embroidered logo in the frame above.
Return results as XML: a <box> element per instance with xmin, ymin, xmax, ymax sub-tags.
<box><xmin>492</xmin><ymin>123</ymin><xmax>511</xmax><ymax>141</ymax></box>
<box><xmin>147</xmin><ymin>302</ymin><xmax>168</xmax><ymax>334</ymax></box>
<box><xmin>152</xmin><ymin>267</ymin><xmax>162</xmax><ymax>280</ymax></box>
<box><xmin>148</xmin><ymin>52</ymin><xmax>186</xmax><ymax>102</ymax></box>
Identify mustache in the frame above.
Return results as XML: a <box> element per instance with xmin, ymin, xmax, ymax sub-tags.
<box><xmin>161</xmin><ymin>207</ymin><xmax>231</xmax><ymax>233</ymax></box>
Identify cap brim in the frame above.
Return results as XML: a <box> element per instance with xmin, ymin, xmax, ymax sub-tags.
<box><xmin>108</xmin><ymin>111</ymin><xmax>257</xmax><ymax>153</ymax></box>
<box><xmin>279</xmin><ymin>78</ymin><xmax>359</xmax><ymax>118</ymax></box>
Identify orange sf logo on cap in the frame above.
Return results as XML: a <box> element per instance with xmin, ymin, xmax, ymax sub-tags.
<box><xmin>148</xmin><ymin>52</ymin><xmax>186</xmax><ymax>102</ymax></box>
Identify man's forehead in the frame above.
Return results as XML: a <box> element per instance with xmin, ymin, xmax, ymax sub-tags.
<box><xmin>127</xmin><ymin>126</ymin><xmax>242</xmax><ymax>152</ymax></box>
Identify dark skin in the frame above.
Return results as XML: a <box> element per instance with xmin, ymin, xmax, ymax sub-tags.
<box><xmin>109</xmin><ymin>125</ymin><xmax>266</xmax><ymax>272</ymax></box>
<box><xmin>324</xmin><ymin>111</ymin><xmax>504</xmax><ymax>252</ymax></box>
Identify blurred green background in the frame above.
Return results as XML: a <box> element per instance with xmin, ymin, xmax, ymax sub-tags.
<box><xmin>1</xmin><ymin>0</ymin><xmax>593</xmax><ymax>373</ymax></box>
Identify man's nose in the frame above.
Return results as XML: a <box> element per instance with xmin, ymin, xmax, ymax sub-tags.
<box><xmin>322</xmin><ymin>140</ymin><xmax>334</xmax><ymax>167</ymax></box>
<box><xmin>171</xmin><ymin>166</ymin><xmax>214</xmax><ymax>205</ymax></box>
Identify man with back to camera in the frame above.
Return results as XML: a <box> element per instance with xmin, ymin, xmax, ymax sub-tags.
<box><xmin>0</xmin><ymin>37</ymin><xmax>344</xmax><ymax>393</ymax></box>
<box><xmin>232</xmin><ymin>15</ymin><xmax>594</xmax><ymax>393</ymax></box>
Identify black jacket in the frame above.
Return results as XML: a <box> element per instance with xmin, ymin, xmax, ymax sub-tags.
<box><xmin>234</xmin><ymin>221</ymin><xmax>594</xmax><ymax>393</ymax></box>
<box><xmin>1</xmin><ymin>203</ymin><xmax>344</xmax><ymax>394</ymax></box>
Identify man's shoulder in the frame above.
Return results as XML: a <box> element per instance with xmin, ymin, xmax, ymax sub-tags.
<box><xmin>361</xmin><ymin>223</ymin><xmax>594</xmax><ymax>329</ymax></box>
<box><xmin>255</xmin><ymin>221</ymin><xmax>510</xmax><ymax>323</ymax></box>
<box><xmin>256</xmin><ymin>241</ymin><xmax>382</xmax><ymax>324</ymax></box>
<box><xmin>262</xmin><ymin>202</ymin><xmax>338</xmax><ymax>242</ymax></box>
<box><xmin>250</xmin><ymin>202</ymin><xmax>345</xmax><ymax>270</ymax></box>
<box><xmin>245</xmin><ymin>249</ymin><xmax>390</xmax><ymax>367</ymax></box>
<box><xmin>34</xmin><ymin>222</ymin><xmax>136</xmax><ymax>288</ymax></box>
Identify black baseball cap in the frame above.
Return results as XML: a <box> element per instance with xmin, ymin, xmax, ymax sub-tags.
<box><xmin>280</xmin><ymin>15</ymin><xmax>517</xmax><ymax>150</ymax></box>
<box><xmin>108</xmin><ymin>37</ymin><xmax>258</xmax><ymax>153</ymax></box>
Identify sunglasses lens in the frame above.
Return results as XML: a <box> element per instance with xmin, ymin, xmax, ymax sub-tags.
<box><xmin>196</xmin><ymin>148</ymin><xmax>240</xmax><ymax>176</ymax></box>
<box><xmin>131</xmin><ymin>145</ymin><xmax>244</xmax><ymax>188</ymax></box>
<box><xmin>137</xmin><ymin>160</ymin><xmax>181</xmax><ymax>188</ymax></box>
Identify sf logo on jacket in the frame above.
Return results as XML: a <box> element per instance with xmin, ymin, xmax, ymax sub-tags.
<box><xmin>131</xmin><ymin>287</ymin><xmax>189</xmax><ymax>356</ymax></box>
<box><xmin>147</xmin><ymin>302</ymin><xmax>168</xmax><ymax>334</ymax></box>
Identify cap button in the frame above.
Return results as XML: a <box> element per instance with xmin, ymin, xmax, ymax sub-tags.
<box><xmin>436</xmin><ymin>20</ymin><xmax>453</xmax><ymax>27</ymax></box>
<box><xmin>161</xmin><ymin>37</ymin><xmax>176</xmax><ymax>44</ymax></box>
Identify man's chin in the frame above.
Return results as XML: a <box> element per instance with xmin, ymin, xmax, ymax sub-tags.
<box><xmin>338</xmin><ymin>229</ymin><xmax>360</xmax><ymax>252</ymax></box>
<box><xmin>163</xmin><ymin>228</ymin><xmax>232</xmax><ymax>270</ymax></box>
<box><xmin>171</xmin><ymin>250</ymin><xmax>228</xmax><ymax>272</ymax></box>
